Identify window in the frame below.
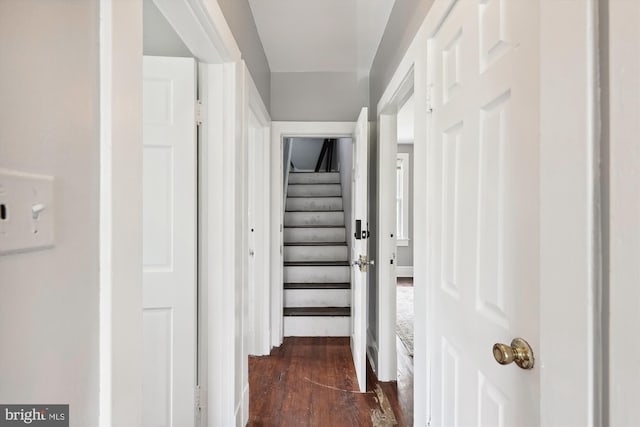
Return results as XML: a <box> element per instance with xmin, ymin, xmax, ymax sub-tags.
<box><xmin>396</xmin><ymin>152</ymin><xmax>410</xmax><ymax>246</ymax></box>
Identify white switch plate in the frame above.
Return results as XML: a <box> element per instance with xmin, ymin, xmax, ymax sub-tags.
<box><xmin>0</xmin><ymin>168</ymin><xmax>55</xmax><ymax>255</ymax></box>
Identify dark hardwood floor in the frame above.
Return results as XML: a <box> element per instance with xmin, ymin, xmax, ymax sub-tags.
<box><xmin>249</xmin><ymin>337</ymin><xmax>413</xmax><ymax>427</ymax></box>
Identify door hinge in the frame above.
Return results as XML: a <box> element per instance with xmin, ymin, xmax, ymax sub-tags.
<box><xmin>195</xmin><ymin>385</ymin><xmax>206</xmax><ymax>411</ymax></box>
<box><xmin>196</xmin><ymin>100</ymin><xmax>204</xmax><ymax>126</ymax></box>
<box><xmin>426</xmin><ymin>85</ymin><xmax>434</xmax><ymax>114</ymax></box>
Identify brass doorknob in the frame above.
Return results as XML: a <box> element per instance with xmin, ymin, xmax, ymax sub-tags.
<box><xmin>492</xmin><ymin>338</ymin><xmax>534</xmax><ymax>370</ymax></box>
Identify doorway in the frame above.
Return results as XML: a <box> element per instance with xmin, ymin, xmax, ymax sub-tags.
<box><xmin>142</xmin><ymin>1</ymin><xmax>198</xmax><ymax>423</ymax></box>
<box><xmin>140</xmin><ymin>1</ymin><xmax>272</xmax><ymax>426</ymax></box>
<box><xmin>395</xmin><ymin>94</ymin><xmax>415</xmax><ymax>363</ymax></box>
<box><xmin>281</xmin><ymin>136</ymin><xmax>354</xmax><ymax>337</ymax></box>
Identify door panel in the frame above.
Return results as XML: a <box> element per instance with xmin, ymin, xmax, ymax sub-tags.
<box><xmin>143</xmin><ymin>56</ymin><xmax>197</xmax><ymax>427</ymax></box>
<box><xmin>429</xmin><ymin>1</ymin><xmax>539</xmax><ymax>425</ymax></box>
<box><xmin>351</xmin><ymin>107</ymin><xmax>369</xmax><ymax>392</ymax></box>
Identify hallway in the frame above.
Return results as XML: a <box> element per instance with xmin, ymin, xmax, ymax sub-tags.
<box><xmin>249</xmin><ymin>337</ymin><xmax>413</xmax><ymax>426</ymax></box>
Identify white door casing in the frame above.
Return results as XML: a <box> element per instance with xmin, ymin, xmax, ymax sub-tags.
<box><xmin>270</xmin><ymin>121</ymin><xmax>362</xmax><ymax>351</ymax></box>
<box><xmin>142</xmin><ymin>56</ymin><xmax>197</xmax><ymax>427</ymax></box>
<box><xmin>428</xmin><ymin>1</ymin><xmax>540</xmax><ymax>425</ymax></box>
<box><xmin>351</xmin><ymin>107</ymin><xmax>369</xmax><ymax>392</ymax></box>
<box><xmin>377</xmin><ymin>70</ymin><xmax>414</xmax><ymax>381</ymax></box>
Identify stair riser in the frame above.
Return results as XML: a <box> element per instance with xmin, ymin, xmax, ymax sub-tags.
<box><xmin>284</xmin><ymin>227</ymin><xmax>346</xmax><ymax>243</ymax></box>
<box><xmin>284</xmin><ymin>289</ymin><xmax>350</xmax><ymax>308</ymax></box>
<box><xmin>284</xmin><ymin>211</ymin><xmax>344</xmax><ymax>227</ymax></box>
<box><xmin>288</xmin><ymin>184</ymin><xmax>341</xmax><ymax>197</ymax></box>
<box><xmin>284</xmin><ymin>316</ymin><xmax>349</xmax><ymax>337</ymax></box>
<box><xmin>284</xmin><ymin>246</ymin><xmax>348</xmax><ymax>262</ymax></box>
<box><xmin>284</xmin><ymin>266</ymin><xmax>350</xmax><ymax>283</ymax></box>
<box><xmin>288</xmin><ymin>173</ymin><xmax>340</xmax><ymax>184</ymax></box>
<box><xmin>286</xmin><ymin>197</ymin><xmax>342</xmax><ymax>211</ymax></box>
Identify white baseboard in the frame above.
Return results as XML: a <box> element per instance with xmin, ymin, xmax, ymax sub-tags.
<box><xmin>236</xmin><ymin>384</ymin><xmax>249</xmax><ymax>427</ymax></box>
<box><xmin>396</xmin><ymin>266</ymin><xmax>413</xmax><ymax>277</ymax></box>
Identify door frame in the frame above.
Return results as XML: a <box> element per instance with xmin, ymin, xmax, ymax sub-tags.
<box><xmin>270</xmin><ymin>121</ymin><xmax>357</xmax><ymax>349</ymax></box>
<box><xmin>100</xmin><ymin>0</ymin><xmax>264</xmax><ymax>425</ymax></box>
<box><xmin>376</xmin><ymin>26</ymin><xmax>427</xmax><ymax>420</ymax></box>
<box><xmin>376</xmin><ymin>68</ymin><xmax>415</xmax><ymax>384</ymax></box>
<box><xmin>607</xmin><ymin>0</ymin><xmax>640</xmax><ymax>423</ymax></box>
<box><xmin>375</xmin><ymin>0</ymin><xmax>602</xmax><ymax>424</ymax></box>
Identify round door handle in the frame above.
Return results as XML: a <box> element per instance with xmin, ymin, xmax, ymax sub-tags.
<box><xmin>492</xmin><ymin>338</ymin><xmax>534</xmax><ymax>370</ymax></box>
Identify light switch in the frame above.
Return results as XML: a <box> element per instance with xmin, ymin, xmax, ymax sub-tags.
<box><xmin>0</xmin><ymin>168</ymin><xmax>55</xmax><ymax>255</ymax></box>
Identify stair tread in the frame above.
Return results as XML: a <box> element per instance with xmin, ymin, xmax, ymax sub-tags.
<box><xmin>287</xmin><ymin>196</ymin><xmax>342</xmax><ymax>199</ymax></box>
<box><xmin>285</xmin><ymin>210</ymin><xmax>344</xmax><ymax>213</ymax></box>
<box><xmin>284</xmin><ymin>261</ymin><xmax>350</xmax><ymax>266</ymax></box>
<box><xmin>284</xmin><ymin>283</ymin><xmax>350</xmax><ymax>290</ymax></box>
<box><xmin>286</xmin><ymin>196</ymin><xmax>342</xmax><ymax>199</ymax></box>
<box><xmin>284</xmin><ymin>225</ymin><xmax>345</xmax><ymax>229</ymax></box>
<box><xmin>284</xmin><ymin>307</ymin><xmax>350</xmax><ymax>317</ymax></box>
<box><xmin>284</xmin><ymin>242</ymin><xmax>347</xmax><ymax>246</ymax></box>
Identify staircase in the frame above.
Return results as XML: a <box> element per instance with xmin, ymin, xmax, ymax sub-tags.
<box><xmin>283</xmin><ymin>171</ymin><xmax>351</xmax><ymax>336</ymax></box>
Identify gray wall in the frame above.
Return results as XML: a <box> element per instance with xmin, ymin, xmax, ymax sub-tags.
<box><xmin>289</xmin><ymin>138</ymin><xmax>324</xmax><ymax>170</ymax></box>
<box><xmin>289</xmin><ymin>138</ymin><xmax>339</xmax><ymax>171</ymax></box>
<box><xmin>369</xmin><ymin>0</ymin><xmax>434</xmax><ymax>119</ymax></box>
<box><xmin>271</xmin><ymin>72</ymin><xmax>369</xmax><ymax>121</ymax></box>
<box><xmin>397</xmin><ymin>144</ymin><xmax>414</xmax><ymax>268</ymax></box>
<box><xmin>0</xmin><ymin>1</ymin><xmax>101</xmax><ymax>424</ymax></box>
<box><xmin>143</xmin><ymin>0</ymin><xmax>193</xmax><ymax>57</ymax></box>
<box><xmin>217</xmin><ymin>0</ymin><xmax>271</xmax><ymax>111</ymax></box>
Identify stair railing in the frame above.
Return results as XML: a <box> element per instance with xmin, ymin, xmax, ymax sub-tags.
<box><xmin>314</xmin><ymin>138</ymin><xmax>335</xmax><ymax>172</ymax></box>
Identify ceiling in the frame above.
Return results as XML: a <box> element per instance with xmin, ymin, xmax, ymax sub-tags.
<box><xmin>248</xmin><ymin>0</ymin><xmax>396</xmax><ymax>73</ymax></box>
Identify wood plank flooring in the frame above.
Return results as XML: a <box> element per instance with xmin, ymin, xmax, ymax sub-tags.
<box><xmin>249</xmin><ymin>337</ymin><xmax>413</xmax><ymax>427</ymax></box>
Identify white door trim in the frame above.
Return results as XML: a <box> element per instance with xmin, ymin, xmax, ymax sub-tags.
<box><xmin>270</xmin><ymin>121</ymin><xmax>357</xmax><ymax>349</ymax></box>
<box><xmin>539</xmin><ymin>1</ymin><xmax>601</xmax><ymax>424</ymax></box>
<box><xmin>376</xmin><ymin>69</ymin><xmax>415</xmax><ymax>383</ymax></box>
<box><xmin>375</xmin><ymin>0</ymin><xmax>600</xmax><ymax>424</ymax></box>
<box><xmin>99</xmin><ymin>2</ymin><xmax>144</xmax><ymax>426</ymax></box>
<box><xmin>153</xmin><ymin>0</ymin><xmax>241</xmax><ymax>63</ymax></box>
<box><xmin>608</xmin><ymin>0</ymin><xmax>640</xmax><ymax>423</ymax></box>
<box><xmin>375</xmin><ymin>21</ymin><xmax>428</xmax><ymax>423</ymax></box>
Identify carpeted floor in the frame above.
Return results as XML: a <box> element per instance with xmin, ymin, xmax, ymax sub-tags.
<box><xmin>396</xmin><ymin>284</ymin><xmax>414</xmax><ymax>356</ymax></box>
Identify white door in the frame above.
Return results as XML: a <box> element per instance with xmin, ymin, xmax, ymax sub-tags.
<box><xmin>142</xmin><ymin>56</ymin><xmax>197</xmax><ymax>427</ymax></box>
<box><xmin>429</xmin><ymin>1</ymin><xmax>539</xmax><ymax>425</ymax></box>
<box><xmin>350</xmin><ymin>107</ymin><xmax>369</xmax><ymax>392</ymax></box>
<box><xmin>609</xmin><ymin>0</ymin><xmax>640</xmax><ymax>423</ymax></box>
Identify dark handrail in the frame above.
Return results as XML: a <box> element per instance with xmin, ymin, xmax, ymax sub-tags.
<box><xmin>314</xmin><ymin>139</ymin><xmax>335</xmax><ymax>172</ymax></box>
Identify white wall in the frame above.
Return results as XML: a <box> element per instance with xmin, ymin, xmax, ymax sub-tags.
<box><xmin>0</xmin><ymin>1</ymin><xmax>101</xmax><ymax>425</ymax></box>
